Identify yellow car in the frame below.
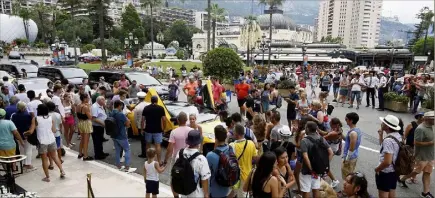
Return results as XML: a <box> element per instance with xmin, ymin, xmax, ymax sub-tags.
<box><xmin>126</xmin><ymin>80</ymin><xmax>221</xmax><ymax>145</ymax></box>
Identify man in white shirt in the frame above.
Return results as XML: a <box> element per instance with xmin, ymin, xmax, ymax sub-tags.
<box><xmin>134</xmin><ymin>92</ymin><xmax>148</xmax><ymax>158</ymax></box>
<box><xmin>91</xmin><ymin>96</ymin><xmax>108</xmax><ymax>160</ymax></box>
<box><xmin>15</xmin><ymin>84</ymin><xmax>30</xmax><ymax>103</ymax></box>
<box><xmin>3</xmin><ymin>76</ymin><xmax>16</xmax><ymax>97</ymax></box>
<box><xmin>377</xmin><ymin>73</ymin><xmax>388</xmax><ymax>111</ymax></box>
<box><xmin>364</xmin><ymin>71</ymin><xmax>379</xmax><ymax>108</ymax></box>
<box><xmin>26</xmin><ymin>90</ymin><xmax>42</xmax><ymax>117</ymax></box>
<box><xmin>52</xmin><ymin>84</ymin><xmax>65</xmax><ymax>119</ymax></box>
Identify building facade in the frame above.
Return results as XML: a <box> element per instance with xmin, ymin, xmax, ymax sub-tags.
<box><xmin>315</xmin><ymin>0</ymin><xmax>382</xmax><ymax>48</ymax></box>
<box><xmin>0</xmin><ymin>0</ymin><xmax>12</xmax><ymax>14</ymax></box>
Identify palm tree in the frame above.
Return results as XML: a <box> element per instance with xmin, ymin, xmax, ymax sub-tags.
<box><xmin>206</xmin><ymin>4</ymin><xmax>225</xmax><ymax>49</ymax></box>
<box><xmin>96</xmin><ymin>0</ymin><xmax>109</xmax><ymax>64</ymax></box>
<box><xmin>206</xmin><ymin>0</ymin><xmax>211</xmax><ymax>51</ymax></box>
<box><xmin>258</xmin><ymin>0</ymin><xmax>285</xmax><ymax>66</ymax></box>
<box><xmin>240</xmin><ymin>16</ymin><xmax>262</xmax><ymax>66</ymax></box>
<box><xmin>32</xmin><ymin>2</ymin><xmax>50</xmax><ymax>43</ymax></box>
<box><xmin>141</xmin><ymin>0</ymin><xmax>162</xmax><ymax>59</ymax></box>
<box><xmin>422</xmin><ymin>9</ymin><xmax>434</xmax><ymax>54</ymax></box>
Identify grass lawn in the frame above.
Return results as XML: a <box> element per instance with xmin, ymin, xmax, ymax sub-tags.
<box><xmin>78</xmin><ymin>63</ymin><xmax>100</xmax><ymax>71</ymax></box>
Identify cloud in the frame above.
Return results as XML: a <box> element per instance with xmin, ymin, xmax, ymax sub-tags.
<box><xmin>382</xmin><ymin>1</ymin><xmax>434</xmax><ymax>24</ymax></box>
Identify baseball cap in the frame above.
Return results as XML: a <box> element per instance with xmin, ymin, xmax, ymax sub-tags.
<box><xmin>415</xmin><ymin>112</ymin><xmax>425</xmax><ymax>119</ymax></box>
<box><xmin>18</xmin><ymin>84</ymin><xmax>25</xmax><ymax>91</ymax></box>
<box><xmin>0</xmin><ymin>109</ymin><xmax>6</xmax><ymax>118</ymax></box>
<box><xmin>185</xmin><ymin>130</ymin><xmax>203</xmax><ymax>146</ymax></box>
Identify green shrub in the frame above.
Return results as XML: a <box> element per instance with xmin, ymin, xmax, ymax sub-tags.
<box><xmin>278</xmin><ymin>80</ymin><xmax>297</xmax><ymax>89</ymax></box>
<box><xmin>384</xmin><ymin>92</ymin><xmax>409</xmax><ymax>103</ymax></box>
<box><xmin>422</xmin><ymin>86</ymin><xmax>434</xmax><ymax>110</ymax></box>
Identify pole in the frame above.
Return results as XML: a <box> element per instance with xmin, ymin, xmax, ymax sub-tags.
<box><xmin>87</xmin><ymin>173</ymin><xmax>92</xmax><ymax>198</ymax></box>
<box><xmin>262</xmin><ymin>47</ymin><xmax>265</xmax><ymax>66</ymax></box>
<box><xmin>268</xmin><ymin>9</ymin><xmax>272</xmax><ymax>67</ymax></box>
<box><xmin>206</xmin><ymin>0</ymin><xmax>211</xmax><ymax>51</ymax></box>
<box><xmin>150</xmin><ymin>5</ymin><xmax>154</xmax><ymax>59</ymax></box>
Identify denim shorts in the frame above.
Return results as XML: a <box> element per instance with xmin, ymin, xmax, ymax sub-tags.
<box><xmin>55</xmin><ymin>136</ymin><xmax>61</xmax><ymax>149</ymax></box>
<box><xmin>333</xmin><ymin>86</ymin><xmax>339</xmax><ymax>94</ymax></box>
<box><xmin>145</xmin><ymin>133</ymin><xmax>163</xmax><ymax>144</ymax></box>
<box><xmin>351</xmin><ymin>91</ymin><xmax>361</xmax><ymax>101</ymax></box>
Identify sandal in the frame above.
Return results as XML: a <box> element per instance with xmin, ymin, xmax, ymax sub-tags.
<box><xmin>77</xmin><ymin>154</ymin><xmax>84</xmax><ymax>159</ymax></box>
<box><xmin>83</xmin><ymin>156</ymin><xmax>94</xmax><ymax>161</ymax></box>
<box><xmin>42</xmin><ymin>177</ymin><xmax>50</xmax><ymax>182</ymax></box>
<box><xmin>48</xmin><ymin>166</ymin><xmax>54</xmax><ymax>170</ymax></box>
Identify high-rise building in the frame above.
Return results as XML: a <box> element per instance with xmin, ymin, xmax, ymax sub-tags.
<box><xmin>315</xmin><ymin>0</ymin><xmax>382</xmax><ymax>48</ymax></box>
<box><xmin>0</xmin><ymin>0</ymin><xmax>12</xmax><ymax>14</ymax></box>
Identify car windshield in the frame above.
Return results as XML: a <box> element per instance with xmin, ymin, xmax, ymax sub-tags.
<box><xmin>9</xmin><ymin>51</ymin><xmax>20</xmax><ymax>56</ymax></box>
<box><xmin>16</xmin><ymin>65</ymin><xmax>38</xmax><ymax>73</ymax></box>
<box><xmin>126</xmin><ymin>73</ymin><xmax>161</xmax><ymax>86</ymax></box>
<box><xmin>61</xmin><ymin>68</ymin><xmax>88</xmax><ymax>79</ymax></box>
<box><xmin>19</xmin><ymin>79</ymin><xmax>49</xmax><ymax>90</ymax></box>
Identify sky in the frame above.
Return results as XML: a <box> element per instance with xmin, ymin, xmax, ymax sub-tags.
<box><xmin>382</xmin><ymin>0</ymin><xmax>434</xmax><ymax>24</ymax></box>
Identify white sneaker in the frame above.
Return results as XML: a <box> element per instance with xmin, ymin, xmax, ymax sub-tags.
<box><xmin>331</xmin><ymin>180</ymin><xmax>340</xmax><ymax>188</ymax></box>
<box><xmin>125</xmin><ymin>167</ymin><xmax>137</xmax><ymax>173</ymax></box>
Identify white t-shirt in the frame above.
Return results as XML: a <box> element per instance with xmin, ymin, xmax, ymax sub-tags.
<box><xmin>15</xmin><ymin>93</ymin><xmax>30</xmax><ymax>103</ymax></box>
<box><xmin>175</xmin><ymin>148</ymin><xmax>211</xmax><ymax>197</ymax></box>
<box><xmin>52</xmin><ymin>95</ymin><xmax>65</xmax><ymax>118</ymax></box>
<box><xmin>49</xmin><ymin>112</ymin><xmax>62</xmax><ymax>137</ymax></box>
<box><xmin>351</xmin><ymin>78</ymin><xmax>363</xmax><ymax>91</ymax></box>
<box><xmin>36</xmin><ymin>116</ymin><xmax>55</xmax><ymax>145</ymax></box>
<box><xmin>27</xmin><ymin>100</ymin><xmax>42</xmax><ymax>116</ymax></box>
<box><xmin>4</xmin><ymin>81</ymin><xmax>16</xmax><ymax>96</ymax></box>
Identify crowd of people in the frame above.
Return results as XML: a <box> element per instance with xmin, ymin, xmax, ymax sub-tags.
<box><xmin>0</xmin><ymin>63</ymin><xmax>433</xmax><ymax>198</ymax></box>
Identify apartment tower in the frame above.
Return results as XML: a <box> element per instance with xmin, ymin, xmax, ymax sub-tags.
<box><xmin>315</xmin><ymin>0</ymin><xmax>382</xmax><ymax>48</ymax></box>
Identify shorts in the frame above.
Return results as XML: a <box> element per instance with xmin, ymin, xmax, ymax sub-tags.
<box><xmin>55</xmin><ymin>136</ymin><xmax>61</xmax><ymax>149</ymax></box>
<box><xmin>351</xmin><ymin>91</ymin><xmax>361</xmax><ymax>101</ymax></box>
<box><xmin>237</xmin><ymin>98</ymin><xmax>246</xmax><ymax>107</ymax></box>
<box><xmin>299</xmin><ymin>173</ymin><xmax>321</xmax><ymax>193</ymax></box>
<box><xmin>333</xmin><ymin>86</ymin><xmax>339</xmax><ymax>94</ymax></box>
<box><xmin>321</xmin><ymin>86</ymin><xmax>329</xmax><ymax>92</ymax></box>
<box><xmin>341</xmin><ymin>158</ymin><xmax>357</xmax><ymax>180</ymax></box>
<box><xmin>413</xmin><ymin>160</ymin><xmax>434</xmax><ymax>174</ymax></box>
<box><xmin>145</xmin><ymin>180</ymin><xmax>159</xmax><ymax>195</ymax></box>
<box><xmin>375</xmin><ymin>171</ymin><xmax>398</xmax><ymax>192</ymax></box>
<box><xmin>38</xmin><ymin>142</ymin><xmax>57</xmax><ymax>154</ymax></box>
<box><xmin>78</xmin><ymin>120</ymin><xmax>93</xmax><ymax>134</ymax></box>
<box><xmin>339</xmin><ymin>89</ymin><xmax>348</xmax><ymax>96</ymax></box>
<box><xmin>262</xmin><ymin>102</ymin><xmax>269</xmax><ymax>112</ymax></box>
<box><xmin>64</xmin><ymin>115</ymin><xmax>75</xmax><ymax>126</ymax></box>
<box><xmin>0</xmin><ymin>148</ymin><xmax>16</xmax><ymax>157</ymax></box>
<box><xmin>145</xmin><ymin>133</ymin><xmax>163</xmax><ymax>144</ymax></box>
<box><xmin>287</xmin><ymin>111</ymin><xmax>297</xmax><ymax>120</ymax></box>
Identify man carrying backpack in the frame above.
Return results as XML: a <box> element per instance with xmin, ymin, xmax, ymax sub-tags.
<box><xmin>375</xmin><ymin>115</ymin><xmax>402</xmax><ymax>198</ymax></box>
<box><xmin>300</xmin><ymin>121</ymin><xmax>333</xmax><ymax>198</ymax></box>
<box><xmin>206</xmin><ymin>125</ymin><xmax>235</xmax><ymax>197</ymax></box>
<box><xmin>230</xmin><ymin>124</ymin><xmax>258</xmax><ymax>198</ymax></box>
<box><xmin>399</xmin><ymin>111</ymin><xmax>434</xmax><ymax>198</ymax></box>
<box><xmin>230</xmin><ymin>113</ymin><xmax>258</xmax><ymax>147</ymax></box>
<box><xmin>171</xmin><ymin>130</ymin><xmax>210</xmax><ymax>198</ymax></box>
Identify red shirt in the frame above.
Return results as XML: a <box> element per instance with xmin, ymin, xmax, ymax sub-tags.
<box><xmin>235</xmin><ymin>83</ymin><xmax>250</xmax><ymax>99</ymax></box>
<box><xmin>212</xmin><ymin>83</ymin><xmax>224</xmax><ymax>104</ymax></box>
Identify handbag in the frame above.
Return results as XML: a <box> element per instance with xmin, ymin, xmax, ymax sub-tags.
<box><xmin>27</xmin><ymin>118</ymin><xmax>40</xmax><ymax>146</ymax></box>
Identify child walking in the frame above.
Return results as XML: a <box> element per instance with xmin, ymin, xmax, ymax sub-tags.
<box><xmin>143</xmin><ymin>148</ymin><xmax>165</xmax><ymax>198</ymax></box>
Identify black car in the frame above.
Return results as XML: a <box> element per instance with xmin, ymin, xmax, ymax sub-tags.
<box><xmin>37</xmin><ymin>66</ymin><xmax>88</xmax><ymax>86</ymax></box>
<box><xmin>8</xmin><ymin>51</ymin><xmax>21</xmax><ymax>59</ymax></box>
<box><xmin>88</xmin><ymin>70</ymin><xmax>169</xmax><ymax>99</ymax></box>
<box><xmin>0</xmin><ymin>62</ymin><xmax>39</xmax><ymax>78</ymax></box>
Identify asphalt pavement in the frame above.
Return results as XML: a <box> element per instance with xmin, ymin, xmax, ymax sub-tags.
<box><xmin>3</xmin><ymin>56</ymin><xmax>433</xmax><ymax>197</ymax></box>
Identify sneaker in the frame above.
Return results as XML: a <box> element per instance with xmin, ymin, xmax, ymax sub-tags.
<box><xmin>421</xmin><ymin>192</ymin><xmax>435</xmax><ymax>198</ymax></box>
<box><xmin>331</xmin><ymin>180</ymin><xmax>340</xmax><ymax>188</ymax></box>
<box><xmin>125</xmin><ymin>167</ymin><xmax>137</xmax><ymax>173</ymax></box>
<box><xmin>348</xmin><ymin>105</ymin><xmax>353</xmax><ymax>108</ymax></box>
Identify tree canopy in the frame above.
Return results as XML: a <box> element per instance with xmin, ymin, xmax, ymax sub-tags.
<box><xmin>203</xmin><ymin>47</ymin><xmax>243</xmax><ymax>81</ymax></box>
<box><xmin>412</xmin><ymin>36</ymin><xmax>434</xmax><ymax>55</ymax></box>
<box><xmin>163</xmin><ymin>20</ymin><xmax>195</xmax><ymax>48</ymax></box>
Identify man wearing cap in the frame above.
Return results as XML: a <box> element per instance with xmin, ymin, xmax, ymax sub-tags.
<box><xmin>141</xmin><ymin>95</ymin><xmax>166</xmax><ymax>164</ymax></box>
<box><xmin>15</xmin><ymin>84</ymin><xmax>30</xmax><ymax>104</ymax></box>
<box><xmin>134</xmin><ymin>92</ymin><xmax>148</xmax><ymax>158</ymax></box>
<box><xmin>375</xmin><ymin>114</ymin><xmax>402</xmax><ymax>198</ymax></box>
<box><xmin>235</xmin><ymin>77</ymin><xmax>250</xmax><ymax>116</ymax></box>
<box><xmin>377</xmin><ymin>73</ymin><xmax>388</xmax><ymax>111</ymax></box>
<box><xmin>171</xmin><ymin>129</ymin><xmax>210</xmax><ymax>197</ymax></box>
<box><xmin>399</xmin><ymin>111</ymin><xmax>434</xmax><ymax>198</ymax></box>
<box><xmin>0</xmin><ymin>108</ymin><xmax>24</xmax><ymax>159</ymax></box>
<box><xmin>183</xmin><ymin>77</ymin><xmax>197</xmax><ymax>104</ymax></box>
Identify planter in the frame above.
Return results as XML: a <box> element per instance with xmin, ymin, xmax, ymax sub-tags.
<box><xmin>385</xmin><ymin>101</ymin><xmax>408</xmax><ymax>113</ymax></box>
<box><xmin>278</xmin><ymin>89</ymin><xmax>290</xmax><ymax>96</ymax></box>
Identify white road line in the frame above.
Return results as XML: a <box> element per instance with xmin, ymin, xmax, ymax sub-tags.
<box><xmin>342</xmin><ymin>140</ymin><xmax>380</xmax><ymax>153</ymax></box>
<box><xmin>64</xmin><ymin>149</ymin><xmax>174</xmax><ymax>196</ymax></box>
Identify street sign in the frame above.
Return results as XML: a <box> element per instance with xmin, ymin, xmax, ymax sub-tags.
<box><xmin>391</xmin><ymin>64</ymin><xmax>404</xmax><ymax>70</ymax></box>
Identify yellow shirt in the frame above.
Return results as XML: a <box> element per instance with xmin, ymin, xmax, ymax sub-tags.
<box><xmin>230</xmin><ymin>139</ymin><xmax>257</xmax><ymax>182</ymax></box>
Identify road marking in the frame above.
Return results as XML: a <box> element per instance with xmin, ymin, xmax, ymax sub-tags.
<box><xmin>342</xmin><ymin>140</ymin><xmax>379</xmax><ymax>153</ymax></box>
<box><xmin>64</xmin><ymin>149</ymin><xmax>174</xmax><ymax>196</ymax></box>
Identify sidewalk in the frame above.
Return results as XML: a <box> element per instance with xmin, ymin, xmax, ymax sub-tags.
<box><xmin>15</xmin><ymin>149</ymin><xmax>173</xmax><ymax>197</ymax></box>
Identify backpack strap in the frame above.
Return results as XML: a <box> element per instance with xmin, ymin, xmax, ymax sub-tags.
<box><xmin>178</xmin><ymin>148</ymin><xmax>185</xmax><ymax>160</ymax></box>
<box><xmin>212</xmin><ymin>149</ymin><xmax>222</xmax><ymax>156</ymax></box>
<box><xmin>187</xmin><ymin>152</ymin><xmax>201</xmax><ymax>162</ymax></box>
<box><xmin>411</xmin><ymin>121</ymin><xmax>418</xmax><ymax>129</ymax></box>
<box><xmin>237</xmin><ymin>140</ymin><xmax>248</xmax><ymax>161</ymax></box>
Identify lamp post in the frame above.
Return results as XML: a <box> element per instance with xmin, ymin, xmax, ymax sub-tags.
<box><xmin>302</xmin><ymin>43</ymin><xmax>307</xmax><ymax>74</ymax></box>
<box><xmin>185</xmin><ymin>46</ymin><xmax>191</xmax><ymax>60</ymax></box>
<box><xmin>74</xmin><ymin>36</ymin><xmax>81</xmax><ymax>65</ymax></box>
<box><xmin>124</xmin><ymin>32</ymin><xmax>139</xmax><ymax>67</ymax></box>
<box><xmin>256</xmin><ymin>33</ymin><xmax>267</xmax><ymax>66</ymax></box>
<box><xmin>424</xmin><ymin>50</ymin><xmax>431</xmax><ymax>72</ymax></box>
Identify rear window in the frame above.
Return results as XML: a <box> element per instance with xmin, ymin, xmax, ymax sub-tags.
<box><xmin>89</xmin><ymin>72</ymin><xmax>120</xmax><ymax>85</ymax></box>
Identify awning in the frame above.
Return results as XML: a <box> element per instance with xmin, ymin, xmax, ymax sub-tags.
<box><xmin>329</xmin><ymin>57</ymin><xmax>352</xmax><ymax>63</ymax></box>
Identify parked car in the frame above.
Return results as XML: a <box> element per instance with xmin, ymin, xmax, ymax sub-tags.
<box><xmin>0</xmin><ymin>47</ymin><xmax>3</xmax><ymax>58</ymax></box>
<box><xmin>13</xmin><ymin>77</ymin><xmax>51</xmax><ymax>97</ymax></box>
<box><xmin>0</xmin><ymin>62</ymin><xmax>38</xmax><ymax>78</ymax></box>
<box><xmin>0</xmin><ymin>71</ymin><xmax>15</xmax><ymax>82</ymax></box>
<box><xmin>88</xmin><ymin>70</ymin><xmax>169</xmax><ymax>99</ymax></box>
<box><xmin>37</xmin><ymin>66</ymin><xmax>88</xmax><ymax>86</ymax></box>
<box><xmin>8</xmin><ymin>51</ymin><xmax>21</xmax><ymax>59</ymax></box>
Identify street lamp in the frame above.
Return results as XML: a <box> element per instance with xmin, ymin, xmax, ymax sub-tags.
<box><xmin>74</xmin><ymin>36</ymin><xmax>81</xmax><ymax>65</ymax></box>
<box><xmin>302</xmin><ymin>43</ymin><xmax>307</xmax><ymax>74</ymax></box>
<box><xmin>256</xmin><ymin>33</ymin><xmax>267</xmax><ymax>66</ymax></box>
<box><xmin>124</xmin><ymin>32</ymin><xmax>139</xmax><ymax>67</ymax></box>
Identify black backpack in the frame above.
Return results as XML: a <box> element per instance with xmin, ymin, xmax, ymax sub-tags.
<box><xmin>105</xmin><ymin>115</ymin><xmax>119</xmax><ymax>138</ymax></box>
<box><xmin>171</xmin><ymin>149</ymin><xmax>201</xmax><ymax>195</ymax></box>
<box><xmin>305</xmin><ymin>136</ymin><xmax>330</xmax><ymax>175</ymax></box>
<box><xmin>212</xmin><ymin>147</ymin><xmax>240</xmax><ymax>187</ymax></box>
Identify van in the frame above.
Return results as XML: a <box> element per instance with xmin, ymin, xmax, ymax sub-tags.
<box><xmin>37</xmin><ymin>66</ymin><xmax>88</xmax><ymax>86</ymax></box>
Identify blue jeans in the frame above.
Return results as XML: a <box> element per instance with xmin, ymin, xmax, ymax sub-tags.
<box><xmin>412</xmin><ymin>95</ymin><xmax>424</xmax><ymax>113</ymax></box>
<box><xmin>351</xmin><ymin>91</ymin><xmax>361</xmax><ymax>103</ymax></box>
<box><xmin>145</xmin><ymin>133</ymin><xmax>163</xmax><ymax>144</ymax></box>
<box><xmin>113</xmin><ymin>138</ymin><xmax>130</xmax><ymax>167</ymax></box>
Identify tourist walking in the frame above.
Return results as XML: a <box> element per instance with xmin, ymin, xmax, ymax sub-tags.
<box><xmin>163</xmin><ymin>112</ymin><xmax>191</xmax><ymax>166</ymax></box>
<box><xmin>143</xmin><ymin>148</ymin><xmax>166</xmax><ymax>198</ymax></box>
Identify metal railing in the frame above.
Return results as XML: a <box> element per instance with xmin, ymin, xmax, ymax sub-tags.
<box><xmin>87</xmin><ymin>174</ymin><xmax>95</xmax><ymax>198</ymax></box>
